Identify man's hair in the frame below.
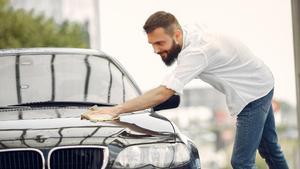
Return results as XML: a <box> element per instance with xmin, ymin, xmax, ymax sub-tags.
<box><xmin>143</xmin><ymin>11</ymin><xmax>181</xmax><ymax>35</ymax></box>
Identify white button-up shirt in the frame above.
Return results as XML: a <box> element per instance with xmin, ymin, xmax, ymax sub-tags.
<box><xmin>161</xmin><ymin>24</ymin><xmax>274</xmax><ymax>115</ymax></box>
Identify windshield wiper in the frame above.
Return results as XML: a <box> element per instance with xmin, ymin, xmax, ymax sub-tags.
<box><xmin>7</xmin><ymin>101</ymin><xmax>115</xmax><ymax>108</ymax></box>
<box><xmin>0</xmin><ymin>105</ymin><xmax>31</xmax><ymax>109</ymax></box>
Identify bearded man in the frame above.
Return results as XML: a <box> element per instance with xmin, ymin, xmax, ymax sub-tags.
<box><xmin>82</xmin><ymin>11</ymin><xmax>289</xmax><ymax>169</ymax></box>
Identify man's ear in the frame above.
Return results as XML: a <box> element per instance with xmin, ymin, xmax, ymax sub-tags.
<box><xmin>174</xmin><ymin>29</ymin><xmax>182</xmax><ymax>42</ymax></box>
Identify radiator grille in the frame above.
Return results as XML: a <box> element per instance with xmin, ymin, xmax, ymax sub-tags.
<box><xmin>49</xmin><ymin>146</ymin><xmax>106</xmax><ymax>169</ymax></box>
<box><xmin>0</xmin><ymin>149</ymin><xmax>44</xmax><ymax>169</ymax></box>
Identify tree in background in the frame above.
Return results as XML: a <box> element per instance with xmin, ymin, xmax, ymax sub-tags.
<box><xmin>0</xmin><ymin>0</ymin><xmax>89</xmax><ymax>48</ymax></box>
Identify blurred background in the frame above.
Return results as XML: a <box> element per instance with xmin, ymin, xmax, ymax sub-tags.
<box><xmin>1</xmin><ymin>0</ymin><xmax>299</xmax><ymax>168</ymax></box>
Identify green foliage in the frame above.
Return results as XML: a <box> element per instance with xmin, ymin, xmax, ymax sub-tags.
<box><xmin>0</xmin><ymin>0</ymin><xmax>89</xmax><ymax>49</ymax></box>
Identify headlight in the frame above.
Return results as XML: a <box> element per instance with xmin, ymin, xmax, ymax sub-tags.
<box><xmin>113</xmin><ymin>143</ymin><xmax>190</xmax><ymax>168</ymax></box>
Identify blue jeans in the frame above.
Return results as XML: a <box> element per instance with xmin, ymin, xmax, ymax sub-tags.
<box><xmin>231</xmin><ymin>89</ymin><xmax>289</xmax><ymax>169</ymax></box>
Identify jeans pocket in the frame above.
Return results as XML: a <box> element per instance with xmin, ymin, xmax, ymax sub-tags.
<box><xmin>259</xmin><ymin>94</ymin><xmax>272</xmax><ymax>113</ymax></box>
<box><xmin>261</xmin><ymin>102</ymin><xmax>271</xmax><ymax>113</ymax></box>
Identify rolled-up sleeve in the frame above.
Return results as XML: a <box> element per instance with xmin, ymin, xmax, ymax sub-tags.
<box><xmin>161</xmin><ymin>50</ymin><xmax>208</xmax><ymax>95</ymax></box>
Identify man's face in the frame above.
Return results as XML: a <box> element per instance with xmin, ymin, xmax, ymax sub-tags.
<box><xmin>147</xmin><ymin>27</ymin><xmax>182</xmax><ymax>66</ymax></box>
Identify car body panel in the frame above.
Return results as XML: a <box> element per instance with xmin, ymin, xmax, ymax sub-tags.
<box><xmin>0</xmin><ymin>48</ymin><xmax>200</xmax><ymax>169</ymax></box>
<box><xmin>0</xmin><ymin>108</ymin><xmax>176</xmax><ymax>150</ymax></box>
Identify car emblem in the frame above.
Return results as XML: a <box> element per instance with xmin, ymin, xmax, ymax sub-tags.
<box><xmin>35</xmin><ymin>135</ymin><xmax>48</xmax><ymax>143</ymax></box>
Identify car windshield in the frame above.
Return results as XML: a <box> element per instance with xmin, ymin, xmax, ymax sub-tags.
<box><xmin>0</xmin><ymin>53</ymin><xmax>140</xmax><ymax>107</ymax></box>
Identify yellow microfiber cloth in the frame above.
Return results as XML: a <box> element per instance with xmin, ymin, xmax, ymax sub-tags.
<box><xmin>81</xmin><ymin>105</ymin><xmax>119</xmax><ymax>122</ymax></box>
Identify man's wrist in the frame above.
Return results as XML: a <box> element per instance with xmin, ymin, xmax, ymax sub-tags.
<box><xmin>114</xmin><ymin>105</ymin><xmax>124</xmax><ymax>115</ymax></box>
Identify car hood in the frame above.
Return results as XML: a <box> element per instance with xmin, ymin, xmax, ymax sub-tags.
<box><xmin>0</xmin><ymin>107</ymin><xmax>176</xmax><ymax>149</ymax></box>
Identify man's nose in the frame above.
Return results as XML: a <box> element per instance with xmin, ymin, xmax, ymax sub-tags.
<box><xmin>153</xmin><ymin>46</ymin><xmax>160</xmax><ymax>54</ymax></box>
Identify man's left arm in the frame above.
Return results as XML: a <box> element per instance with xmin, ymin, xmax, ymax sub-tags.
<box><xmin>82</xmin><ymin>85</ymin><xmax>175</xmax><ymax>120</ymax></box>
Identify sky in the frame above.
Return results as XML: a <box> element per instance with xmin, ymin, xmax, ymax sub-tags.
<box><xmin>99</xmin><ymin>0</ymin><xmax>296</xmax><ymax>106</ymax></box>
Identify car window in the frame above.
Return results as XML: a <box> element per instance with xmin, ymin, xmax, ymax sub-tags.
<box><xmin>0</xmin><ymin>54</ymin><xmax>140</xmax><ymax>106</ymax></box>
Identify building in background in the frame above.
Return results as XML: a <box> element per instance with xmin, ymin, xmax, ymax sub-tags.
<box><xmin>181</xmin><ymin>87</ymin><xmax>296</xmax><ymax>126</ymax></box>
<box><xmin>10</xmin><ymin>0</ymin><xmax>101</xmax><ymax>49</ymax></box>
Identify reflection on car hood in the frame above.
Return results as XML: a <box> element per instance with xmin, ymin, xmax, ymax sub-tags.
<box><xmin>0</xmin><ymin>107</ymin><xmax>176</xmax><ymax>149</ymax></box>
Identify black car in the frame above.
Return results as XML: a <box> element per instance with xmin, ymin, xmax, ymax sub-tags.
<box><xmin>0</xmin><ymin>48</ymin><xmax>201</xmax><ymax>169</ymax></box>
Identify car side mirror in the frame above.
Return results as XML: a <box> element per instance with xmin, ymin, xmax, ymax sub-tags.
<box><xmin>153</xmin><ymin>95</ymin><xmax>180</xmax><ymax>111</ymax></box>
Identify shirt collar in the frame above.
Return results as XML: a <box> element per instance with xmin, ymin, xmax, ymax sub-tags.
<box><xmin>181</xmin><ymin>27</ymin><xmax>188</xmax><ymax>50</ymax></box>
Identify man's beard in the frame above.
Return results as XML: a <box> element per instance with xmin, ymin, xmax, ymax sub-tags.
<box><xmin>160</xmin><ymin>40</ymin><xmax>182</xmax><ymax>66</ymax></box>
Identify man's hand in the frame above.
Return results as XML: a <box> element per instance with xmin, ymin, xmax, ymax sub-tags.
<box><xmin>81</xmin><ymin>105</ymin><xmax>121</xmax><ymax>122</ymax></box>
